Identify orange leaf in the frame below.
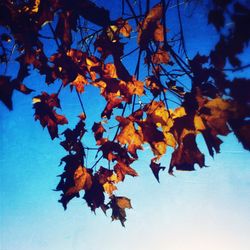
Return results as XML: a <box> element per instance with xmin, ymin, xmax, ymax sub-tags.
<box><xmin>137</xmin><ymin>3</ymin><xmax>163</xmax><ymax>49</ymax></box>
<box><xmin>71</xmin><ymin>74</ymin><xmax>88</xmax><ymax>93</ymax></box>
<box><xmin>114</xmin><ymin>161</ymin><xmax>138</xmax><ymax>182</ymax></box>
<box><xmin>153</xmin><ymin>21</ymin><xmax>164</xmax><ymax>42</ymax></box>
<box><xmin>117</xmin><ymin>19</ymin><xmax>132</xmax><ymax>37</ymax></box>
<box><xmin>152</xmin><ymin>46</ymin><xmax>170</xmax><ymax>64</ymax></box>
<box><xmin>66</xmin><ymin>166</ymin><xmax>92</xmax><ymax>195</ymax></box>
<box><xmin>103</xmin><ymin>63</ymin><xmax>118</xmax><ymax>78</ymax></box>
<box><xmin>116</xmin><ymin>116</ymin><xmax>144</xmax><ymax>157</ymax></box>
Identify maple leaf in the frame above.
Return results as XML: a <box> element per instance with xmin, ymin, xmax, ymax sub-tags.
<box><xmin>66</xmin><ymin>166</ymin><xmax>92</xmax><ymax>196</ymax></box>
<box><xmin>153</xmin><ymin>21</ymin><xmax>165</xmax><ymax>42</ymax></box>
<box><xmin>50</xmin><ymin>52</ymin><xmax>78</xmax><ymax>85</ymax></box>
<box><xmin>201</xmin><ymin>128</ymin><xmax>222</xmax><ymax>157</ymax></box>
<box><xmin>229</xmin><ymin>119</ymin><xmax>250</xmax><ymax>151</ymax></box>
<box><xmin>70</xmin><ymin>74</ymin><xmax>88</xmax><ymax>93</ymax></box>
<box><xmin>137</xmin><ymin>120</ymin><xmax>167</xmax><ymax>158</ymax></box>
<box><xmin>84</xmin><ymin>175</ymin><xmax>105</xmax><ymax>212</ymax></box>
<box><xmin>144</xmin><ymin>101</ymin><xmax>172</xmax><ymax>127</ymax></box>
<box><xmin>117</xmin><ymin>18</ymin><xmax>132</xmax><ymax>38</ymax></box>
<box><xmin>103</xmin><ymin>181</ymin><xmax>117</xmax><ymax>196</ymax></box>
<box><xmin>0</xmin><ymin>76</ymin><xmax>33</xmax><ymax>110</ymax></box>
<box><xmin>60</xmin><ymin>119</ymin><xmax>86</xmax><ymax>158</ymax></box>
<box><xmin>92</xmin><ymin>122</ymin><xmax>106</xmax><ymax>144</ymax></box>
<box><xmin>152</xmin><ymin>46</ymin><xmax>170</xmax><ymax>65</ymax></box>
<box><xmin>202</xmin><ymin>97</ymin><xmax>232</xmax><ymax>136</ymax></box>
<box><xmin>150</xmin><ymin>161</ymin><xmax>166</xmax><ymax>182</ymax></box>
<box><xmin>114</xmin><ymin>161</ymin><xmax>138</xmax><ymax>182</ymax></box>
<box><xmin>103</xmin><ymin>63</ymin><xmax>118</xmax><ymax>79</ymax></box>
<box><xmin>169</xmin><ymin>133</ymin><xmax>205</xmax><ymax>174</ymax></box>
<box><xmin>208</xmin><ymin>9</ymin><xmax>225</xmax><ymax>31</ymax></box>
<box><xmin>116</xmin><ymin>116</ymin><xmax>144</xmax><ymax>157</ymax></box>
<box><xmin>33</xmin><ymin>92</ymin><xmax>68</xmax><ymax>139</ymax></box>
<box><xmin>109</xmin><ymin>195</ymin><xmax>132</xmax><ymax>227</ymax></box>
<box><xmin>99</xmin><ymin>140</ymin><xmax>135</xmax><ymax>164</ymax></box>
<box><xmin>145</xmin><ymin>76</ymin><xmax>164</xmax><ymax>97</ymax></box>
<box><xmin>56</xmin><ymin>154</ymin><xmax>84</xmax><ymax>209</ymax></box>
<box><xmin>101</xmin><ymin>95</ymin><xmax>123</xmax><ymax>119</ymax></box>
<box><xmin>94</xmin><ymin>167</ymin><xmax>118</xmax><ymax>195</ymax></box>
<box><xmin>137</xmin><ymin>3</ymin><xmax>163</xmax><ymax>49</ymax></box>
<box><xmin>0</xmin><ymin>76</ymin><xmax>14</xmax><ymax>110</ymax></box>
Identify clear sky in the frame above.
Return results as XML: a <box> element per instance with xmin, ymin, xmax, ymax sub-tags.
<box><xmin>1</xmin><ymin>1</ymin><xmax>250</xmax><ymax>250</ymax></box>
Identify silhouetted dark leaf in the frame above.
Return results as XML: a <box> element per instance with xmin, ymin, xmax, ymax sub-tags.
<box><xmin>150</xmin><ymin>161</ymin><xmax>166</xmax><ymax>182</ymax></box>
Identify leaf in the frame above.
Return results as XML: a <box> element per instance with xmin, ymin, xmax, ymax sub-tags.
<box><xmin>99</xmin><ymin>140</ymin><xmax>135</xmax><ymax>164</ymax></box>
<box><xmin>92</xmin><ymin>122</ymin><xmax>106</xmax><ymax>144</ymax></box>
<box><xmin>103</xmin><ymin>63</ymin><xmax>118</xmax><ymax>79</ymax></box>
<box><xmin>208</xmin><ymin>9</ymin><xmax>225</xmax><ymax>31</ymax></box>
<box><xmin>33</xmin><ymin>92</ymin><xmax>68</xmax><ymax>139</ymax></box>
<box><xmin>116</xmin><ymin>116</ymin><xmax>144</xmax><ymax>157</ymax></box>
<box><xmin>229</xmin><ymin>119</ymin><xmax>250</xmax><ymax>151</ymax></box>
<box><xmin>201</xmin><ymin>128</ymin><xmax>222</xmax><ymax>157</ymax></box>
<box><xmin>152</xmin><ymin>46</ymin><xmax>170</xmax><ymax>64</ymax></box>
<box><xmin>70</xmin><ymin>74</ymin><xmax>88</xmax><ymax>93</ymax></box>
<box><xmin>169</xmin><ymin>133</ymin><xmax>205</xmax><ymax>174</ymax></box>
<box><xmin>117</xmin><ymin>19</ymin><xmax>132</xmax><ymax>38</ymax></box>
<box><xmin>138</xmin><ymin>120</ymin><xmax>167</xmax><ymax>158</ymax></box>
<box><xmin>60</xmin><ymin>119</ymin><xmax>86</xmax><ymax>157</ymax></box>
<box><xmin>114</xmin><ymin>161</ymin><xmax>138</xmax><ymax>182</ymax></box>
<box><xmin>202</xmin><ymin>97</ymin><xmax>232</xmax><ymax>136</ymax></box>
<box><xmin>14</xmin><ymin>82</ymin><xmax>34</xmax><ymax>95</ymax></box>
<box><xmin>144</xmin><ymin>101</ymin><xmax>172</xmax><ymax>127</ymax></box>
<box><xmin>66</xmin><ymin>166</ymin><xmax>92</xmax><ymax>196</ymax></box>
<box><xmin>0</xmin><ymin>76</ymin><xmax>14</xmax><ymax>110</ymax></box>
<box><xmin>103</xmin><ymin>182</ymin><xmax>117</xmax><ymax>195</ymax></box>
<box><xmin>119</xmin><ymin>78</ymin><xmax>144</xmax><ymax>100</ymax></box>
<box><xmin>101</xmin><ymin>96</ymin><xmax>123</xmax><ymax>119</ymax></box>
<box><xmin>150</xmin><ymin>161</ymin><xmax>166</xmax><ymax>182</ymax></box>
<box><xmin>153</xmin><ymin>21</ymin><xmax>165</xmax><ymax>42</ymax></box>
<box><xmin>0</xmin><ymin>76</ymin><xmax>33</xmax><ymax>110</ymax></box>
<box><xmin>137</xmin><ymin>3</ymin><xmax>163</xmax><ymax>49</ymax></box>
<box><xmin>145</xmin><ymin>76</ymin><xmax>164</xmax><ymax>97</ymax></box>
<box><xmin>57</xmin><ymin>154</ymin><xmax>86</xmax><ymax>209</ymax></box>
<box><xmin>94</xmin><ymin>167</ymin><xmax>118</xmax><ymax>196</ymax></box>
<box><xmin>109</xmin><ymin>195</ymin><xmax>132</xmax><ymax>227</ymax></box>
<box><xmin>84</xmin><ymin>175</ymin><xmax>105</xmax><ymax>212</ymax></box>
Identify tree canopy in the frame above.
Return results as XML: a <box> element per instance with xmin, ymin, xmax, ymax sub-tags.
<box><xmin>0</xmin><ymin>0</ymin><xmax>250</xmax><ymax>226</ymax></box>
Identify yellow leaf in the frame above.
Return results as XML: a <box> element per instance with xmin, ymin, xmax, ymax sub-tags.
<box><xmin>66</xmin><ymin>166</ymin><xmax>92</xmax><ymax>196</ymax></box>
<box><xmin>194</xmin><ymin>115</ymin><xmax>206</xmax><ymax>131</ymax></box>
<box><xmin>145</xmin><ymin>101</ymin><xmax>171</xmax><ymax>126</ymax></box>
<box><xmin>116</xmin><ymin>116</ymin><xmax>143</xmax><ymax>156</ymax></box>
<box><xmin>104</xmin><ymin>63</ymin><xmax>118</xmax><ymax>78</ymax></box>
<box><xmin>103</xmin><ymin>182</ymin><xmax>117</xmax><ymax>196</ymax></box>
<box><xmin>163</xmin><ymin>130</ymin><xmax>177</xmax><ymax>148</ymax></box>
<box><xmin>32</xmin><ymin>97</ymin><xmax>41</xmax><ymax>104</ymax></box>
<box><xmin>172</xmin><ymin>106</ymin><xmax>186</xmax><ymax>119</ymax></box>
<box><xmin>152</xmin><ymin>141</ymin><xmax>167</xmax><ymax>156</ymax></box>
<box><xmin>71</xmin><ymin>74</ymin><xmax>88</xmax><ymax>93</ymax></box>
<box><xmin>127</xmin><ymin>78</ymin><xmax>144</xmax><ymax>96</ymax></box>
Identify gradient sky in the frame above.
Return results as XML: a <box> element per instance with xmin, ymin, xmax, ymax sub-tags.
<box><xmin>1</xmin><ymin>1</ymin><xmax>250</xmax><ymax>250</ymax></box>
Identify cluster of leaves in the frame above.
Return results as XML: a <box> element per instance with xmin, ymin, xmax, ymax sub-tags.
<box><xmin>1</xmin><ymin>0</ymin><xmax>250</xmax><ymax>226</ymax></box>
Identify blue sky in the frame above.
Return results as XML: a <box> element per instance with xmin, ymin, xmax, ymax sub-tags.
<box><xmin>1</xmin><ymin>1</ymin><xmax>250</xmax><ymax>250</ymax></box>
